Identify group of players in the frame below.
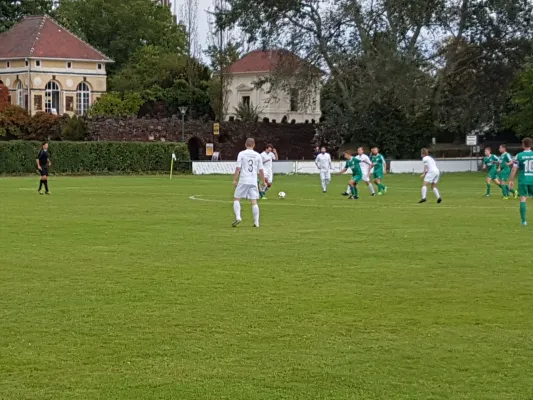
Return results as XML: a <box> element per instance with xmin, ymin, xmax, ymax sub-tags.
<box><xmin>232</xmin><ymin>137</ymin><xmax>533</xmax><ymax>227</ymax></box>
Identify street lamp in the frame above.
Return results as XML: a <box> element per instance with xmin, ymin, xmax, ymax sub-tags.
<box><xmin>179</xmin><ymin>106</ymin><xmax>188</xmax><ymax>142</ymax></box>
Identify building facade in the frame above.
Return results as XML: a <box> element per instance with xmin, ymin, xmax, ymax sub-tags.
<box><xmin>225</xmin><ymin>50</ymin><xmax>322</xmax><ymax>123</ymax></box>
<box><xmin>0</xmin><ymin>15</ymin><xmax>112</xmax><ymax>116</ymax></box>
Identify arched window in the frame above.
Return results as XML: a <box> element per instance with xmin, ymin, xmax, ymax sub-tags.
<box><xmin>76</xmin><ymin>82</ymin><xmax>91</xmax><ymax>115</ymax></box>
<box><xmin>16</xmin><ymin>81</ymin><xmax>27</xmax><ymax>109</ymax></box>
<box><xmin>45</xmin><ymin>81</ymin><xmax>61</xmax><ymax>114</ymax></box>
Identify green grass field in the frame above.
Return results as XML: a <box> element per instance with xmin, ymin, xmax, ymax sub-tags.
<box><xmin>1</xmin><ymin>173</ymin><xmax>532</xmax><ymax>400</ymax></box>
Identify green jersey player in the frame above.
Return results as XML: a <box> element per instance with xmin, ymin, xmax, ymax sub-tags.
<box><xmin>339</xmin><ymin>151</ymin><xmax>372</xmax><ymax>200</ymax></box>
<box><xmin>509</xmin><ymin>137</ymin><xmax>533</xmax><ymax>226</ymax></box>
<box><xmin>497</xmin><ymin>144</ymin><xmax>517</xmax><ymax>199</ymax></box>
<box><xmin>482</xmin><ymin>147</ymin><xmax>503</xmax><ymax>197</ymax></box>
<box><xmin>370</xmin><ymin>147</ymin><xmax>387</xmax><ymax>195</ymax></box>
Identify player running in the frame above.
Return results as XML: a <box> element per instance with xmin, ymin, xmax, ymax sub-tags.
<box><xmin>315</xmin><ymin>146</ymin><xmax>333</xmax><ymax>193</ymax></box>
<box><xmin>259</xmin><ymin>144</ymin><xmax>277</xmax><ymax>199</ymax></box>
<box><xmin>232</xmin><ymin>138</ymin><xmax>266</xmax><ymax>228</ymax></box>
<box><xmin>36</xmin><ymin>142</ymin><xmax>51</xmax><ymax>195</ymax></box>
<box><xmin>418</xmin><ymin>148</ymin><xmax>442</xmax><ymax>204</ymax></box>
<box><xmin>339</xmin><ymin>151</ymin><xmax>372</xmax><ymax>200</ymax></box>
<box><xmin>508</xmin><ymin>137</ymin><xmax>533</xmax><ymax>226</ymax></box>
<box><xmin>482</xmin><ymin>147</ymin><xmax>503</xmax><ymax>197</ymax></box>
<box><xmin>356</xmin><ymin>147</ymin><xmax>376</xmax><ymax>196</ymax></box>
<box><xmin>498</xmin><ymin>144</ymin><xmax>517</xmax><ymax>199</ymax></box>
<box><xmin>370</xmin><ymin>147</ymin><xmax>387</xmax><ymax>195</ymax></box>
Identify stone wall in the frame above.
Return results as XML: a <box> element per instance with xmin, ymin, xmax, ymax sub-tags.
<box><xmin>86</xmin><ymin>117</ymin><xmax>319</xmax><ymax>160</ymax></box>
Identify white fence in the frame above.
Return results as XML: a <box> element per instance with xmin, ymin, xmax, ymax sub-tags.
<box><xmin>192</xmin><ymin>159</ymin><xmax>481</xmax><ymax>175</ymax></box>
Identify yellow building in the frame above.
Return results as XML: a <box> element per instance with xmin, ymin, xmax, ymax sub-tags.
<box><xmin>0</xmin><ymin>15</ymin><xmax>112</xmax><ymax>116</ymax></box>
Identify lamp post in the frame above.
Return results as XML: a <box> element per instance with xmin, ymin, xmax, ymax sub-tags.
<box><xmin>179</xmin><ymin>106</ymin><xmax>188</xmax><ymax>142</ymax></box>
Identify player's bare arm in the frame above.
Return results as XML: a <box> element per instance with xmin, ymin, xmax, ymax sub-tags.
<box><xmin>272</xmin><ymin>149</ymin><xmax>278</xmax><ymax>160</ymax></box>
<box><xmin>420</xmin><ymin>166</ymin><xmax>428</xmax><ymax>179</ymax></box>
<box><xmin>339</xmin><ymin>168</ymin><xmax>348</xmax><ymax>175</ymax></box>
<box><xmin>233</xmin><ymin>167</ymin><xmax>241</xmax><ymax>187</ymax></box>
<box><xmin>36</xmin><ymin>159</ymin><xmax>42</xmax><ymax>171</ymax></box>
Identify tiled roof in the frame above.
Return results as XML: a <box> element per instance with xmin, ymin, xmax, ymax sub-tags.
<box><xmin>227</xmin><ymin>49</ymin><xmax>303</xmax><ymax>74</ymax></box>
<box><xmin>0</xmin><ymin>15</ymin><xmax>112</xmax><ymax>62</ymax></box>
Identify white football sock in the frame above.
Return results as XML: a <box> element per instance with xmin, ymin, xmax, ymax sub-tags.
<box><xmin>368</xmin><ymin>184</ymin><xmax>375</xmax><ymax>194</ymax></box>
<box><xmin>421</xmin><ymin>186</ymin><xmax>427</xmax><ymax>199</ymax></box>
<box><xmin>264</xmin><ymin>186</ymin><xmax>270</xmax><ymax>193</ymax></box>
<box><xmin>346</xmin><ymin>185</ymin><xmax>351</xmax><ymax>194</ymax></box>
<box><xmin>252</xmin><ymin>204</ymin><xmax>260</xmax><ymax>227</ymax></box>
<box><xmin>233</xmin><ymin>201</ymin><xmax>241</xmax><ymax>221</ymax></box>
<box><xmin>433</xmin><ymin>187</ymin><xmax>441</xmax><ymax>199</ymax></box>
<box><xmin>321</xmin><ymin>179</ymin><xmax>326</xmax><ymax>191</ymax></box>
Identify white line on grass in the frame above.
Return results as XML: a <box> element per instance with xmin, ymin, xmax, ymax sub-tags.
<box><xmin>188</xmin><ymin>195</ymin><xmax>516</xmax><ymax>210</ymax></box>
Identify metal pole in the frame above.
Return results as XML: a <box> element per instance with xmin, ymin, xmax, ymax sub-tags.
<box><xmin>181</xmin><ymin>113</ymin><xmax>184</xmax><ymax>142</ymax></box>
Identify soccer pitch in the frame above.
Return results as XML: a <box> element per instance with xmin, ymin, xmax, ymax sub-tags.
<box><xmin>1</xmin><ymin>174</ymin><xmax>532</xmax><ymax>399</ymax></box>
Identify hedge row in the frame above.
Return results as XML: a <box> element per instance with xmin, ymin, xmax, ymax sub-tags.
<box><xmin>0</xmin><ymin>141</ymin><xmax>190</xmax><ymax>174</ymax></box>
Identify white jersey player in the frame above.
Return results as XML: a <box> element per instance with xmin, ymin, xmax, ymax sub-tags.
<box><xmin>315</xmin><ymin>147</ymin><xmax>332</xmax><ymax>193</ymax></box>
<box><xmin>356</xmin><ymin>147</ymin><xmax>376</xmax><ymax>196</ymax></box>
<box><xmin>419</xmin><ymin>148</ymin><xmax>442</xmax><ymax>204</ymax></box>
<box><xmin>233</xmin><ymin>138</ymin><xmax>266</xmax><ymax>227</ymax></box>
<box><xmin>260</xmin><ymin>144</ymin><xmax>278</xmax><ymax>199</ymax></box>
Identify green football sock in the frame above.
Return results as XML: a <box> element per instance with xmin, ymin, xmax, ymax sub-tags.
<box><xmin>504</xmin><ymin>185</ymin><xmax>510</xmax><ymax>196</ymax></box>
<box><xmin>499</xmin><ymin>184</ymin><xmax>507</xmax><ymax>196</ymax></box>
<box><xmin>378</xmin><ymin>183</ymin><xmax>384</xmax><ymax>192</ymax></box>
<box><xmin>353</xmin><ymin>186</ymin><xmax>359</xmax><ymax>197</ymax></box>
<box><xmin>486</xmin><ymin>184</ymin><xmax>491</xmax><ymax>195</ymax></box>
<box><xmin>509</xmin><ymin>187</ymin><xmax>516</xmax><ymax>195</ymax></box>
<box><xmin>520</xmin><ymin>202</ymin><xmax>527</xmax><ymax>224</ymax></box>
<box><xmin>350</xmin><ymin>186</ymin><xmax>356</xmax><ymax>196</ymax></box>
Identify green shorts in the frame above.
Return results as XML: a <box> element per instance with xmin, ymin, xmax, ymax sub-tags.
<box><xmin>498</xmin><ymin>171</ymin><xmax>510</xmax><ymax>181</ymax></box>
<box><xmin>518</xmin><ymin>184</ymin><xmax>533</xmax><ymax>197</ymax></box>
<box><xmin>351</xmin><ymin>175</ymin><xmax>362</xmax><ymax>183</ymax></box>
<box><xmin>487</xmin><ymin>171</ymin><xmax>498</xmax><ymax>180</ymax></box>
<box><xmin>373</xmin><ymin>172</ymin><xmax>383</xmax><ymax>180</ymax></box>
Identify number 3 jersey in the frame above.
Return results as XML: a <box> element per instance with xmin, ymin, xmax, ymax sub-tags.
<box><xmin>515</xmin><ymin>150</ymin><xmax>533</xmax><ymax>185</ymax></box>
<box><xmin>236</xmin><ymin>149</ymin><xmax>264</xmax><ymax>185</ymax></box>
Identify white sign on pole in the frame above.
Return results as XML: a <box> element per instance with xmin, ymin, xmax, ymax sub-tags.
<box><xmin>466</xmin><ymin>135</ymin><xmax>478</xmax><ymax>146</ymax></box>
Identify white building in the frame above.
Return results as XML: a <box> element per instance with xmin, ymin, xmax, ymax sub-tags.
<box><xmin>225</xmin><ymin>50</ymin><xmax>322</xmax><ymax>123</ymax></box>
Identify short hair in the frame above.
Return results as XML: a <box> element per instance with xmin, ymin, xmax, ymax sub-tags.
<box><xmin>485</xmin><ymin>146</ymin><xmax>492</xmax><ymax>151</ymax></box>
<box><xmin>265</xmin><ymin>144</ymin><xmax>273</xmax><ymax>150</ymax></box>
<box><xmin>371</xmin><ymin>146</ymin><xmax>378</xmax><ymax>150</ymax></box>
<box><xmin>358</xmin><ymin>146</ymin><xmax>364</xmax><ymax>151</ymax></box>
<box><xmin>421</xmin><ymin>148</ymin><xmax>429</xmax><ymax>156</ymax></box>
<box><xmin>42</xmin><ymin>142</ymin><xmax>48</xmax><ymax>147</ymax></box>
<box><xmin>245</xmin><ymin>138</ymin><xmax>255</xmax><ymax>148</ymax></box>
<box><xmin>344</xmin><ymin>150</ymin><xmax>354</xmax><ymax>156</ymax></box>
<box><xmin>500</xmin><ymin>144</ymin><xmax>507</xmax><ymax>150</ymax></box>
<box><xmin>523</xmin><ymin>137</ymin><xmax>533</xmax><ymax>148</ymax></box>
<box><xmin>321</xmin><ymin>146</ymin><xmax>326</xmax><ymax>150</ymax></box>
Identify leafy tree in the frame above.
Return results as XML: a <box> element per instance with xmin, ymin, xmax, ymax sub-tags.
<box><xmin>216</xmin><ymin>0</ymin><xmax>533</xmax><ymax>155</ymax></box>
<box><xmin>507</xmin><ymin>64</ymin><xmax>533</xmax><ymax>137</ymax></box>
<box><xmin>54</xmin><ymin>0</ymin><xmax>186</xmax><ymax>72</ymax></box>
<box><xmin>233</xmin><ymin>101</ymin><xmax>259</xmax><ymax>122</ymax></box>
<box><xmin>88</xmin><ymin>93</ymin><xmax>144</xmax><ymax>117</ymax></box>
<box><xmin>0</xmin><ymin>0</ymin><xmax>54</xmax><ymax>33</ymax></box>
<box><xmin>0</xmin><ymin>105</ymin><xmax>30</xmax><ymax>137</ymax></box>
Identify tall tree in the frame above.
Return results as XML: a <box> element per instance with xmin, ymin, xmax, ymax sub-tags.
<box><xmin>216</xmin><ymin>0</ymin><xmax>533</xmax><ymax>156</ymax></box>
<box><xmin>54</xmin><ymin>0</ymin><xmax>186</xmax><ymax>72</ymax></box>
<box><xmin>0</xmin><ymin>0</ymin><xmax>55</xmax><ymax>32</ymax></box>
<box><xmin>179</xmin><ymin>0</ymin><xmax>200</xmax><ymax>88</ymax></box>
<box><xmin>206</xmin><ymin>0</ymin><xmax>241</xmax><ymax>121</ymax></box>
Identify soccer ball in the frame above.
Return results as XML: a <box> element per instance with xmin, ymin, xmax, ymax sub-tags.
<box><xmin>278</xmin><ymin>191</ymin><xmax>286</xmax><ymax>199</ymax></box>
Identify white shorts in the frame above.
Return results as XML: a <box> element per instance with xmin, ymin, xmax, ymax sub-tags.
<box><xmin>424</xmin><ymin>172</ymin><xmax>440</xmax><ymax>183</ymax></box>
<box><xmin>362</xmin><ymin>171</ymin><xmax>370</xmax><ymax>182</ymax></box>
<box><xmin>264</xmin><ymin>171</ymin><xmax>273</xmax><ymax>184</ymax></box>
<box><xmin>234</xmin><ymin>184</ymin><xmax>260</xmax><ymax>200</ymax></box>
<box><xmin>320</xmin><ymin>170</ymin><xmax>331</xmax><ymax>181</ymax></box>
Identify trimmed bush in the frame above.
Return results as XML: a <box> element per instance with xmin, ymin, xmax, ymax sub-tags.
<box><xmin>0</xmin><ymin>141</ymin><xmax>190</xmax><ymax>174</ymax></box>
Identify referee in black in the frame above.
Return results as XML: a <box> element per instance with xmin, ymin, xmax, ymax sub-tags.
<box><xmin>37</xmin><ymin>142</ymin><xmax>51</xmax><ymax>195</ymax></box>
